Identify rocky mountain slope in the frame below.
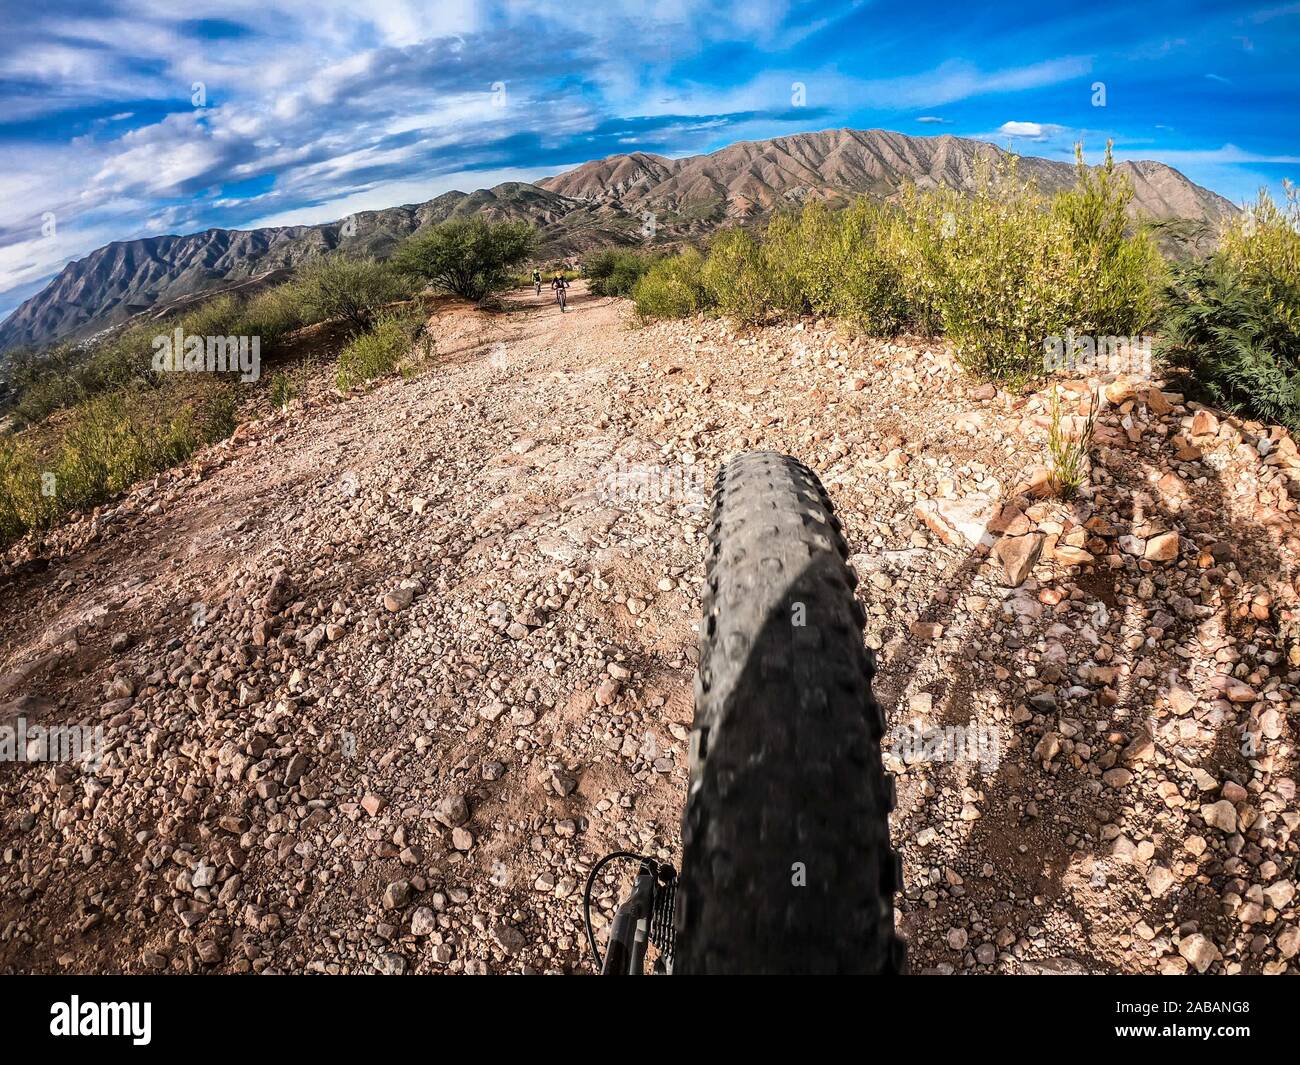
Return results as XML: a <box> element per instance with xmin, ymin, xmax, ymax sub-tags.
<box><xmin>1</xmin><ymin>285</ymin><xmax>1297</xmax><ymax>975</ymax></box>
<box><xmin>539</xmin><ymin>128</ymin><xmax>1237</xmax><ymax>226</ymax></box>
<box><xmin>0</xmin><ymin>129</ymin><xmax>1237</xmax><ymax>355</ymax></box>
<box><xmin>0</xmin><ymin>183</ymin><xmax>625</xmax><ymax>354</ymax></box>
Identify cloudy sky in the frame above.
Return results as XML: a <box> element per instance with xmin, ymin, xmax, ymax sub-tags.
<box><xmin>1</xmin><ymin>0</ymin><xmax>1298</xmax><ymax>321</ymax></box>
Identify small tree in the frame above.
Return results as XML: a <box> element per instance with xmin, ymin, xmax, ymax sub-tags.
<box><xmin>292</xmin><ymin>254</ymin><xmax>411</xmax><ymax>332</ymax></box>
<box><xmin>393</xmin><ymin>218</ymin><xmax>537</xmax><ymax>302</ymax></box>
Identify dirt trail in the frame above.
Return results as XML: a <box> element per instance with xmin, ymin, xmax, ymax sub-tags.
<box><xmin>2</xmin><ymin>282</ymin><xmax>1298</xmax><ymax>974</ymax></box>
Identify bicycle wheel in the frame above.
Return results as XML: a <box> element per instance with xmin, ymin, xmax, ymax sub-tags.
<box><xmin>674</xmin><ymin>451</ymin><xmax>905</xmax><ymax>974</ymax></box>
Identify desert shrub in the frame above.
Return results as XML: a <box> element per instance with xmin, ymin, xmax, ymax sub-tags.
<box><xmin>180</xmin><ymin>293</ymin><xmax>243</xmax><ymax>340</ymax></box>
<box><xmin>1159</xmin><ymin>185</ymin><xmax>1300</xmax><ymax>429</ymax></box>
<box><xmin>631</xmin><ymin>249</ymin><xmax>711</xmax><ymax>320</ymax></box>
<box><xmin>584</xmin><ymin>249</ymin><xmax>659</xmax><ymax>297</ymax></box>
<box><xmin>764</xmin><ymin>201</ymin><xmax>911</xmax><ymax>333</ymax></box>
<box><xmin>0</xmin><ymin>435</ymin><xmax>50</xmax><ymax>544</ymax></box>
<box><xmin>336</xmin><ymin>312</ymin><xmax>422</xmax><ymax>389</ymax></box>
<box><xmin>895</xmin><ymin>145</ymin><xmax>1162</xmax><ymax>382</ymax></box>
<box><xmin>236</xmin><ymin>284</ymin><xmax>306</xmax><ymax>346</ymax></box>
<box><xmin>393</xmin><ymin>218</ymin><xmax>537</xmax><ymax>302</ymax></box>
<box><xmin>51</xmin><ymin>389</ymin><xmax>236</xmax><ymax>513</ymax></box>
<box><xmin>9</xmin><ymin>321</ymin><xmax>164</xmax><ymax>427</ymax></box>
<box><xmin>0</xmin><ymin>383</ymin><xmax>237</xmax><ymax>547</ymax></box>
<box><xmin>293</xmin><ymin>254</ymin><xmax>411</xmax><ymax>332</ymax></box>
<box><xmin>896</xmin><ymin>157</ymin><xmax>1066</xmax><ymax>381</ymax></box>
<box><xmin>700</xmin><ymin>228</ymin><xmax>772</xmax><ymax>323</ymax></box>
<box><xmin>1051</xmin><ymin>147</ymin><xmax>1165</xmax><ymax>336</ymax></box>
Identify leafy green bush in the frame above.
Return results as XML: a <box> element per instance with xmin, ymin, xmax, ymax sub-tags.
<box><xmin>700</xmin><ymin>229</ymin><xmax>772</xmax><ymax>323</ymax></box>
<box><xmin>1159</xmin><ymin>185</ymin><xmax>1300</xmax><ymax>429</ymax></box>
<box><xmin>632</xmin><ymin>249</ymin><xmax>711</xmax><ymax>320</ymax></box>
<box><xmin>764</xmin><ymin>201</ymin><xmax>910</xmax><ymax>333</ymax></box>
<box><xmin>336</xmin><ymin>312</ymin><xmax>422</xmax><ymax>388</ymax></box>
<box><xmin>393</xmin><ymin>218</ymin><xmax>537</xmax><ymax>302</ymax></box>
<box><xmin>896</xmin><ymin>146</ymin><xmax>1162</xmax><ymax>381</ymax></box>
<box><xmin>293</xmin><ymin>254</ymin><xmax>411</xmax><ymax>332</ymax></box>
<box><xmin>584</xmin><ymin>249</ymin><xmax>659</xmax><ymax>297</ymax></box>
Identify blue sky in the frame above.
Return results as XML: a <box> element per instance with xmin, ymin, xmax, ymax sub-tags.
<box><xmin>1</xmin><ymin>0</ymin><xmax>1298</xmax><ymax>321</ymax></box>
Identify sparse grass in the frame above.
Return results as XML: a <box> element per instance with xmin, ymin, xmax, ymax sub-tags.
<box><xmin>335</xmin><ymin>311</ymin><xmax>423</xmax><ymax>389</ymax></box>
<box><xmin>1047</xmin><ymin>386</ymin><xmax>1099</xmax><ymax>500</ymax></box>
<box><xmin>268</xmin><ymin>371</ymin><xmax>297</xmax><ymax>409</ymax></box>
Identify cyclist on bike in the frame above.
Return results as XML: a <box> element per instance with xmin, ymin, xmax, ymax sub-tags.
<box><xmin>551</xmin><ymin>273</ymin><xmax>569</xmax><ymax>311</ymax></box>
<box><xmin>532</xmin><ymin>268</ymin><xmax>542</xmax><ymax>296</ymax></box>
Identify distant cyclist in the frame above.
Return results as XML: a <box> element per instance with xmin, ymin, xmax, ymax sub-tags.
<box><xmin>551</xmin><ymin>273</ymin><xmax>569</xmax><ymax>311</ymax></box>
<box><xmin>532</xmin><ymin>268</ymin><xmax>542</xmax><ymax>296</ymax></box>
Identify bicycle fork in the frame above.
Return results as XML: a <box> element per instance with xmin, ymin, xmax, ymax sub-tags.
<box><xmin>601</xmin><ymin>859</ymin><xmax>676</xmax><ymax>974</ymax></box>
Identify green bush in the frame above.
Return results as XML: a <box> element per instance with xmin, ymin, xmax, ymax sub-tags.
<box><xmin>393</xmin><ymin>218</ymin><xmax>537</xmax><ymax>302</ymax></box>
<box><xmin>1159</xmin><ymin>184</ymin><xmax>1300</xmax><ymax>429</ymax></box>
<box><xmin>764</xmin><ymin>201</ymin><xmax>910</xmax><ymax>333</ymax></box>
<box><xmin>700</xmin><ymin>228</ymin><xmax>772</xmax><ymax>323</ymax></box>
<box><xmin>336</xmin><ymin>312</ymin><xmax>422</xmax><ymax>389</ymax></box>
<box><xmin>180</xmin><ymin>293</ymin><xmax>243</xmax><ymax>340</ymax></box>
<box><xmin>293</xmin><ymin>254</ymin><xmax>411</xmax><ymax>332</ymax></box>
<box><xmin>632</xmin><ymin>249</ymin><xmax>711</xmax><ymax>320</ymax></box>
<box><xmin>236</xmin><ymin>284</ymin><xmax>306</xmax><ymax>346</ymax></box>
<box><xmin>584</xmin><ymin>249</ymin><xmax>658</xmax><ymax>297</ymax></box>
<box><xmin>896</xmin><ymin>145</ymin><xmax>1162</xmax><ymax>381</ymax></box>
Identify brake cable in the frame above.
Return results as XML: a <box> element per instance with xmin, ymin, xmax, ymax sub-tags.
<box><xmin>582</xmin><ymin>850</ymin><xmax>653</xmax><ymax>972</ymax></box>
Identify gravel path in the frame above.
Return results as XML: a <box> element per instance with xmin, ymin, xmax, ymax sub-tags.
<box><xmin>2</xmin><ymin>282</ymin><xmax>1298</xmax><ymax>974</ymax></box>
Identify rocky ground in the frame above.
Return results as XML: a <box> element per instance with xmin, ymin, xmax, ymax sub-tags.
<box><xmin>1</xmin><ymin>281</ymin><xmax>1298</xmax><ymax>974</ymax></box>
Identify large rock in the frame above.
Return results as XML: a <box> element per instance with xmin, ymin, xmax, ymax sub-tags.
<box><xmin>915</xmin><ymin>495</ymin><xmax>997</xmax><ymax>548</ymax></box>
<box><xmin>1143</xmin><ymin>531</ymin><xmax>1180</xmax><ymax>562</ymax></box>
<box><xmin>993</xmin><ymin>532</ymin><xmax>1045</xmax><ymax>587</ymax></box>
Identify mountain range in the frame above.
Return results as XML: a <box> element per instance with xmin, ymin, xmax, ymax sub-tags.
<box><xmin>0</xmin><ymin>128</ymin><xmax>1239</xmax><ymax>354</ymax></box>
